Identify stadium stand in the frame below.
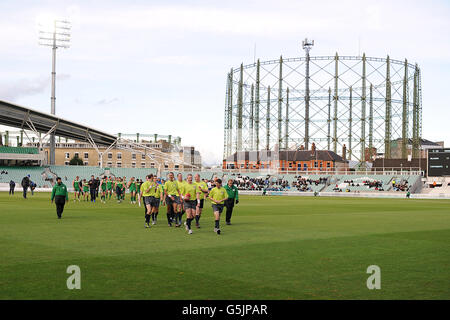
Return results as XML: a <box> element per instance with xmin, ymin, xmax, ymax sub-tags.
<box><xmin>0</xmin><ymin>146</ymin><xmax>39</xmax><ymax>154</ymax></box>
<box><xmin>0</xmin><ymin>165</ymin><xmax>422</xmax><ymax>194</ymax></box>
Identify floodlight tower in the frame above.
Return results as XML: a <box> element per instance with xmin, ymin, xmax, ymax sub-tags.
<box><xmin>302</xmin><ymin>38</ymin><xmax>314</xmax><ymax>150</ymax></box>
<box><xmin>38</xmin><ymin>19</ymin><xmax>71</xmax><ymax>165</ymax></box>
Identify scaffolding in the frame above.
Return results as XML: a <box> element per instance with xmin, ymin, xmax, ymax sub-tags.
<box><xmin>223</xmin><ymin>51</ymin><xmax>422</xmax><ymax>163</ymax></box>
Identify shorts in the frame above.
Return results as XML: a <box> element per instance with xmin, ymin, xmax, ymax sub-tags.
<box><xmin>166</xmin><ymin>195</ymin><xmax>175</xmax><ymax>206</ymax></box>
<box><xmin>129</xmin><ymin>188</ymin><xmax>136</xmax><ymax>193</ymax></box>
<box><xmin>144</xmin><ymin>196</ymin><xmax>154</xmax><ymax>206</ymax></box>
<box><xmin>199</xmin><ymin>199</ymin><xmax>204</xmax><ymax>209</ymax></box>
<box><xmin>184</xmin><ymin>200</ymin><xmax>197</xmax><ymax>209</ymax></box>
<box><xmin>212</xmin><ymin>203</ymin><xmax>224</xmax><ymax>214</ymax></box>
<box><xmin>153</xmin><ymin>198</ymin><xmax>160</xmax><ymax>208</ymax></box>
<box><xmin>174</xmin><ymin>195</ymin><xmax>181</xmax><ymax>204</ymax></box>
<box><xmin>116</xmin><ymin>187</ymin><xmax>123</xmax><ymax>195</ymax></box>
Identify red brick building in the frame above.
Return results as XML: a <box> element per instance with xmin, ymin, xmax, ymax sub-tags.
<box><xmin>223</xmin><ymin>149</ymin><xmax>345</xmax><ymax>172</ymax></box>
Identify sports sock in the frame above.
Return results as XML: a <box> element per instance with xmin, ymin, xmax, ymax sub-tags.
<box><xmin>145</xmin><ymin>214</ymin><xmax>151</xmax><ymax>224</ymax></box>
<box><xmin>187</xmin><ymin>218</ymin><xmax>192</xmax><ymax>230</ymax></box>
<box><xmin>215</xmin><ymin>220</ymin><xmax>220</xmax><ymax>229</ymax></box>
<box><xmin>154</xmin><ymin>212</ymin><xmax>158</xmax><ymax>221</ymax></box>
<box><xmin>167</xmin><ymin>213</ymin><xmax>172</xmax><ymax>224</ymax></box>
<box><xmin>151</xmin><ymin>212</ymin><xmax>155</xmax><ymax>221</ymax></box>
<box><xmin>195</xmin><ymin>215</ymin><xmax>200</xmax><ymax>224</ymax></box>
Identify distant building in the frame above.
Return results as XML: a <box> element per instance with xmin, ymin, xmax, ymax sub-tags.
<box><xmin>222</xmin><ymin>149</ymin><xmax>346</xmax><ymax>172</ymax></box>
<box><xmin>390</xmin><ymin>138</ymin><xmax>444</xmax><ymax>159</ymax></box>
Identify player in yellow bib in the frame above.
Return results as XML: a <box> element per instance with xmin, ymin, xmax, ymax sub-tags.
<box><xmin>182</xmin><ymin>174</ymin><xmax>201</xmax><ymax>234</ymax></box>
<box><xmin>163</xmin><ymin>172</ymin><xmax>180</xmax><ymax>227</ymax></box>
<box><xmin>141</xmin><ymin>174</ymin><xmax>156</xmax><ymax>228</ymax></box>
<box><xmin>194</xmin><ymin>173</ymin><xmax>208</xmax><ymax>228</ymax></box>
<box><xmin>175</xmin><ymin>173</ymin><xmax>186</xmax><ymax>227</ymax></box>
<box><xmin>207</xmin><ymin>178</ymin><xmax>228</xmax><ymax>235</ymax></box>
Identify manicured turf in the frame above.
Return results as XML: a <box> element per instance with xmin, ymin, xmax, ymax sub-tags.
<box><xmin>0</xmin><ymin>192</ymin><xmax>449</xmax><ymax>299</ymax></box>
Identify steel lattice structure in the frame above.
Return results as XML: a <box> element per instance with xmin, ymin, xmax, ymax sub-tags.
<box><xmin>223</xmin><ymin>53</ymin><xmax>422</xmax><ymax>163</ymax></box>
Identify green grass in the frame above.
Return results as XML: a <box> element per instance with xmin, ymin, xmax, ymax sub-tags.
<box><xmin>0</xmin><ymin>192</ymin><xmax>449</xmax><ymax>300</ymax></box>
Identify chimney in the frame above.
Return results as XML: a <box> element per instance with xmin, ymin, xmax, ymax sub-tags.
<box><xmin>311</xmin><ymin>142</ymin><xmax>316</xmax><ymax>153</ymax></box>
<box><xmin>342</xmin><ymin>144</ymin><xmax>347</xmax><ymax>161</ymax></box>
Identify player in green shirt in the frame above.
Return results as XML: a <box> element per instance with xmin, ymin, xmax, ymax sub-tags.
<box><xmin>51</xmin><ymin>177</ymin><xmax>69</xmax><ymax>219</ymax></box>
<box><xmin>115</xmin><ymin>178</ymin><xmax>125</xmax><ymax>203</ymax></box>
<box><xmin>163</xmin><ymin>172</ymin><xmax>180</xmax><ymax>227</ymax></box>
<box><xmin>136</xmin><ymin>178</ymin><xmax>143</xmax><ymax>207</ymax></box>
<box><xmin>122</xmin><ymin>176</ymin><xmax>127</xmax><ymax>201</ymax></box>
<box><xmin>207</xmin><ymin>178</ymin><xmax>228</xmax><ymax>235</ymax></box>
<box><xmin>100</xmin><ymin>176</ymin><xmax>107</xmax><ymax>203</ymax></box>
<box><xmin>194</xmin><ymin>173</ymin><xmax>208</xmax><ymax>228</ymax></box>
<box><xmin>106</xmin><ymin>177</ymin><xmax>113</xmax><ymax>200</ymax></box>
<box><xmin>72</xmin><ymin>176</ymin><xmax>81</xmax><ymax>202</ymax></box>
<box><xmin>128</xmin><ymin>177</ymin><xmax>137</xmax><ymax>204</ymax></box>
<box><xmin>82</xmin><ymin>179</ymin><xmax>89</xmax><ymax>202</ymax></box>
<box><xmin>182</xmin><ymin>174</ymin><xmax>201</xmax><ymax>235</ymax></box>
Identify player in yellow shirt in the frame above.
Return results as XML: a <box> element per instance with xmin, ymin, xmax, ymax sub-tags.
<box><xmin>151</xmin><ymin>175</ymin><xmax>164</xmax><ymax>225</ymax></box>
<box><xmin>182</xmin><ymin>174</ymin><xmax>201</xmax><ymax>234</ymax></box>
<box><xmin>207</xmin><ymin>178</ymin><xmax>228</xmax><ymax>235</ymax></box>
<box><xmin>194</xmin><ymin>173</ymin><xmax>208</xmax><ymax>228</ymax></box>
<box><xmin>175</xmin><ymin>173</ymin><xmax>186</xmax><ymax>227</ymax></box>
<box><xmin>163</xmin><ymin>172</ymin><xmax>180</xmax><ymax>227</ymax></box>
<box><xmin>140</xmin><ymin>174</ymin><xmax>156</xmax><ymax>228</ymax></box>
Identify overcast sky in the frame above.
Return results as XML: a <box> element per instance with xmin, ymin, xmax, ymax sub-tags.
<box><xmin>1</xmin><ymin>0</ymin><xmax>449</xmax><ymax>165</ymax></box>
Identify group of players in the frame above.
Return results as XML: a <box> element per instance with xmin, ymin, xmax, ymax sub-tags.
<box><xmin>71</xmin><ymin>172</ymin><xmax>230</xmax><ymax>235</ymax></box>
<box><xmin>71</xmin><ymin>175</ymin><xmax>141</xmax><ymax>203</ymax></box>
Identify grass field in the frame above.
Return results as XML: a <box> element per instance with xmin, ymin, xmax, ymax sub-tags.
<box><xmin>0</xmin><ymin>191</ymin><xmax>449</xmax><ymax>300</ymax></box>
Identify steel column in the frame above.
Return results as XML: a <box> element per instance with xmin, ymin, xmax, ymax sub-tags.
<box><xmin>266</xmin><ymin>86</ymin><xmax>271</xmax><ymax>150</ymax></box>
<box><xmin>385</xmin><ymin>55</ymin><xmax>391</xmax><ymax>159</ymax></box>
<box><xmin>278</xmin><ymin>56</ymin><xmax>283</xmax><ymax>148</ymax></box>
<box><xmin>361</xmin><ymin>53</ymin><xmax>366</xmax><ymax>162</ymax></box>
<box><xmin>402</xmin><ymin>59</ymin><xmax>408</xmax><ymax>159</ymax></box>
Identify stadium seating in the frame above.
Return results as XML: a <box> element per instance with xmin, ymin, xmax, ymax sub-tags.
<box><xmin>0</xmin><ymin>146</ymin><xmax>39</xmax><ymax>154</ymax></box>
<box><xmin>0</xmin><ymin>165</ymin><xmax>421</xmax><ymax>193</ymax></box>
<box><xmin>0</xmin><ymin>166</ymin><xmax>50</xmax><ymax>188</ymax></box>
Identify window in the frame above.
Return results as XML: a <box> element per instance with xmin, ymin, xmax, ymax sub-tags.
<box><xmin>84</xmin><ymin>152</ymin><xmax>89</xmax><ymax>159</ymax></box>
<box><xmin>64</xmin><ymin>161</ymin><xmax>69</xmax><ymax>165</ymax></box>
<box><xmin>65</xmin><ymin>152</ymin><xmax>70</xmax><ymax>159</ymax></box>
<box><xmin>132</xmin><ymin>162</ymin><xmax>136</xmax><ymax>168</ymax></box>
<box><xmin>107</xmin><ymin>162</ymin><xmax>112</xmax><ymax>167</ymax></box>
<box><xmin>117</xmin><ymin>153</ymin><xmax>122</xmax><ymax>160</ymax></box>
<box><xmin>289</xmin><ymin>162</ymin><xmax>292</xmax><ymax>168</ymax></box>
<box><xmin>132</xmin><ymin>153</ymin><xmax>136</xmax><ymax>160</ymax></box>
<box><xmin>164</xmin><ymin>164</ymin><xmax>169</xmax><ymax>169</ymax></box>
<box><xmin>83</xmin><ymin>161</ymin><xmax>89</xmax><ymax>166</ymax></box>
<box><xmin>141</xmin><ymin>162</ymin><xmax>146</xmax><ymax>168</ymax></box>
<box><xmin>327</xmin><ymin>162</ymin><xmax>331</xmax><ymax>168</ymax></box>
<box><xmin>108</xmin><ymin>153</ymin><xmax>112</xmax><ymax>159</ymax></box>
<box><xmin>175</xmin><ymin>165</ymin><xmax>179</xmax><ymax>170</ymax></box>
<box><xmin>150</xmin><ymin>162</ymin><xmax>155</xmax><ymax>168</ymax></box>
<box><xmin>142</xmin><ymin>154</ymin><xmax>146</xmax><ymax>160</ymax></box>
<box><xmin>98</xmin><ymin>162</ymin><xmax>101</xmax><ymax>166</ymax></box>
<box><xmin>117</xmin><ymin>162</ymin><xmax>122</xmax><ymax>168</ymax></box>
<box><xmin>74</xmin><ymin>152</ymin><xmax>79</xmax><ymax>158</ymax></box>
<box><xmin>314</xmin><ymin>161</ymin><xmax>318</xmax><ymax>168</ymax></box>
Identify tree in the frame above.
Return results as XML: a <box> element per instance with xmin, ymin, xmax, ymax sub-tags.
<box><xmin>69</xmin><ymin>155</ymin><xmax>84</xmax><ymax>166</ymax></box>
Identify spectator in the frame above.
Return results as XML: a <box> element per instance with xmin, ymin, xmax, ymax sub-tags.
<box><xmin>9</xmin><ymin>180</ymin><xmax>15</xmax><ymax>195</ymax></box>
<box><xmin>21</xmin><ymin>175</ymin><xmax>31</xmax><ymax>199</ymax></box>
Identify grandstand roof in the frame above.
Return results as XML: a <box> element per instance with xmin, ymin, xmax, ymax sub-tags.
<box><xmin>0</xmin><ymin>100</ymin><xmax>117</xmax><ymax>147</ymax></box>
